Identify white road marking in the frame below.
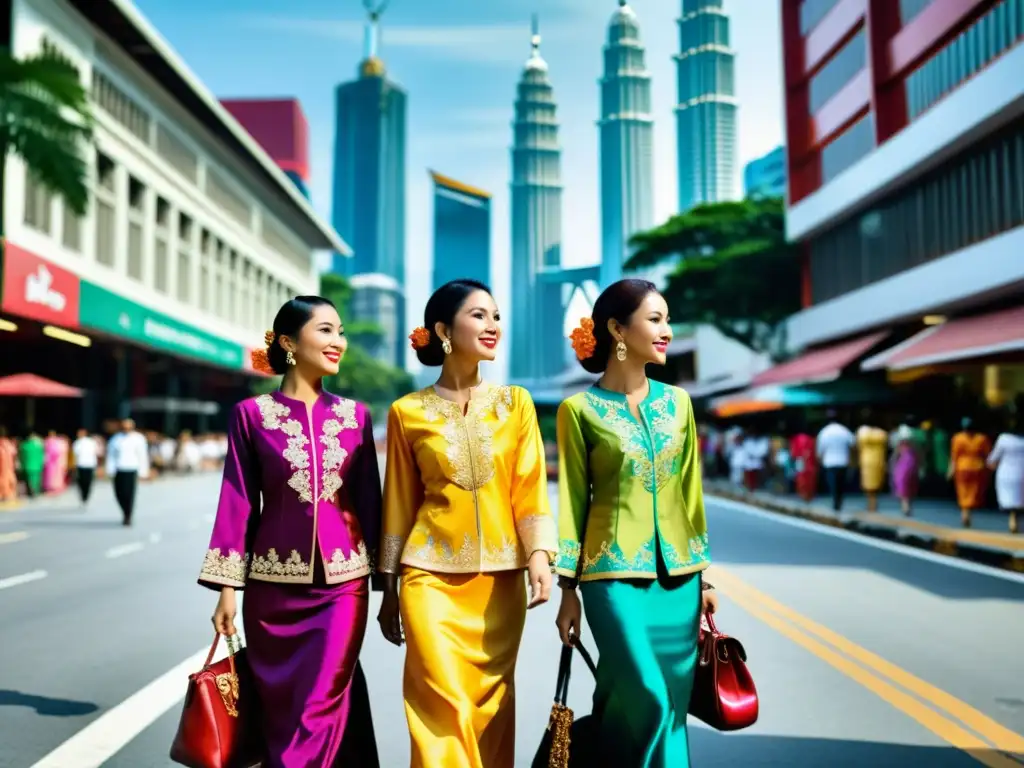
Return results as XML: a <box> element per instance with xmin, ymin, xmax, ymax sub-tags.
<box><xmin>104</xmin><ymin>542</ymin><xmax>145</xmax><ymax>559</ymax></box>
<box><xmin>148</xmin><ymin>532</ymin><xmax>162</xmax><ymax>544</ymax></box>
<box><xmin>0</xmin><ymin>569</ymin><xmax>48</xmax><ymax>590</ymax></box>
<box><xmin>30</xmin><ymin>630</ymin><xmax>248</xmax><ymax>768</ymax></box>
<box><xmin>708</xmin><ymin>495</ymin><xmax>1024</xmax><ymax>585</ymax></box>
<box><xmin>0</xmin><ymin>531</ymin><xmax>29</xmax><ymax>544</ymax></box>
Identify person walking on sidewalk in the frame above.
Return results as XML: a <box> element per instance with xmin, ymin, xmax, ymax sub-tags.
<box><xmin>18</xmin><ymin>431</ymin><xmax>44</xmax><ymax>497</ymax></box>
<box><xmin>817</xmin><ymin>412</ymin><xmax>854</xmax><ymax>511</ymax></box>
<box><xmin>105</xmin><ymin>419</ymin><xmax>149</xmax><ymax>526</ymax></box>
<box><xmin>71</xmin><ymin>429</ymin><xmax>99</xmax><ymax>506</ymax></box>
<box><xmin>949</xmin><ymin>417</ymin><xmax>991</xmax><ymax>528</ymax></box>
<box><xmin>890</xmin><ymin>423</ymin><xmax>922</xmax><ymax>516</ymax></box>
<box><xmin>986</xmin><ymin>422</ymin><xmax>1024</xmax><ymax>534</ymax></box>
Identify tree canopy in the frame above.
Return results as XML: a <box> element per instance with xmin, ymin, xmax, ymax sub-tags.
<box><xmin>0</xmin><ymin>48</ymin><xmax>94</xmax><ymax>219</ymax></box>
<box><xmin>626</xmin><ymin>197</ymin><xmax>801</xmax><ymax>358</ymax></box>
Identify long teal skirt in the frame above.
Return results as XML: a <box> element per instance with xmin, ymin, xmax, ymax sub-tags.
<box><xmin>580</xmin><ymin>567</ymin><xmax>702</xmax><ymax>767</ymax></box>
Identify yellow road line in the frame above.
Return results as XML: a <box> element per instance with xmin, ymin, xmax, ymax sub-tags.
<box><xmin>0</xmin><ymin>531</ymin><xmax>29</xmax><ymax>545</ymax></box>
<box><xmin>713</xmin><ymin>568</ymin><xmax>1024</xmax><ymax>760</ymax></box>
<box><xmin>720</xmin><ymin>586</ymin><xmax>1021</xmax><ymax>768</ymax></box>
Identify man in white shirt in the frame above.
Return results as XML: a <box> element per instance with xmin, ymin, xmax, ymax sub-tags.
<box><xmin>71</xmin><ymin>428</ymin><xmax>99</xmax><ymax>506</ymax></box>
<box><xmin>817</xmin><ymin>411</ymin><xmax>855</xmax><ymax>511</ymax></box>
<box><xmin>105</xmin><ymin>419</ymin><xmax>149</xmax><ymax>526</ymax></box>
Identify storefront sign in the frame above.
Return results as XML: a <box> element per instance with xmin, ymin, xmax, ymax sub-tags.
<box><xmin>79</xmin><ymin>282</ymin><xmax>245</xmax><ymax>369</ymax></box>
<box><xmin>0</xmin><ymin>243</ymin><xmax>81</xmax><ymax>327</ymax></box>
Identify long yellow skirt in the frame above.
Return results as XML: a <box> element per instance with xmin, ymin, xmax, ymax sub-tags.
<box><xmin>400</xmin><ymin>567</ymin><xmax>526</xmax><ymax>768</ymax></box>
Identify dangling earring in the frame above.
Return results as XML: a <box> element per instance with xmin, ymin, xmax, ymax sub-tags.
<box><xmin>442</xmin><ymin>338</ymin><xmax>452</xmax><ymax>355</ymax></box>
<box><xmin>286</xmin><ymin>350</ymin><xmax>296</xmax><ymax>366</ymax></box>
<box><xmin>616</xmin><ymin>340</ymin><xmax>627</xmax><ymax>362</ymax></box>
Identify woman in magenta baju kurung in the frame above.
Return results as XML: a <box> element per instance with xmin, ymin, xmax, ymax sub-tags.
<box><xmin>199</xmin><ymin>389</ymin><xmax>381</xmax><ymax>767</ymax></box>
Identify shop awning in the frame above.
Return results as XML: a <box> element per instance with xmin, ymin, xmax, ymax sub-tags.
<box><xmin>751</xmin><ymin>331</ymin><xmax>890</xmax><ymax>387</ymax></box>
<box><xmin>710</xmin><ymin>385</ymin><xmax>834</xmax><ymax>418</ymax></box>
<box><xmin>861</xmin><ymin>306</ymin><xmax>1024</xmax><ymax>371</ymax></box>
<box><xmin>0</xmin><ymin>374</ymin><xmax>83</xmax><ymax>398</ymax></box>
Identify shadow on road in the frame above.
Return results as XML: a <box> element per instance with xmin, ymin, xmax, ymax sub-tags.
<box><xmin>0</xmin><ymin>689</ymin><xmax>99</xmax><ymax>717</ymax></box>
<box><xmin>690</xmin><ymin>729</ymin><xmax>1015</xmax><ymax>767</ymax></box>
<box><xmin>707</xmin><ymin>511</ymin><xmax>1024</xmax><ymax>603</ymax></box>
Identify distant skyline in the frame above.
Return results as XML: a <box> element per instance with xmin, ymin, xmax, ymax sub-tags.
<box><xmin>136</xmin><ymin>0</ymin><xmax>783</xmax><ymax>376</ymax></box>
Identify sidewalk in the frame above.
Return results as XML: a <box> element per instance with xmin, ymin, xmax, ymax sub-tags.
<box><xmin>704</xmin><ymin>479</ymin><xmax>1024</xmax><ymax>573</ymax></box>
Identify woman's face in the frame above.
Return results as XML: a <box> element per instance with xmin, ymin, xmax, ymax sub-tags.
<box><xmin>287</xmin><ymin>304</ymin><xmax>347</xmax><ymax>376</ymax></box>
<box><xmin>615</xmin><ymin>291</ymin><xmax>673</xmax><ymax>366</ymax></box>
<box><xmin>441</xmin><ymin>289</ymin><xmax>501</xmax><ymax>363</ymax></box>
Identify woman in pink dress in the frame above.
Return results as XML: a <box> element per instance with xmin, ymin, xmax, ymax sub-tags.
<box><xmin>890</xmin><ymin>425</ymin><xmax>921</xmax><ymax>516</ymax></box>
<box><xmin>43</xmin><ymin>431</ymin><xmax>68</xmax><ymax>493</ymax></box>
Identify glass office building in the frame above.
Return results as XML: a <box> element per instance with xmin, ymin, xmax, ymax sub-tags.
<box><xmin>430</xmin><ymin>172</ymin><xmax>491</xmax><ymax>290</ymax></box>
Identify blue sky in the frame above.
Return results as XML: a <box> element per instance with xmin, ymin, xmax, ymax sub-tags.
<box><xmin>136</xmin><ymin>0</ymin><xmax>783</xmax><ymax>373</ymax></box>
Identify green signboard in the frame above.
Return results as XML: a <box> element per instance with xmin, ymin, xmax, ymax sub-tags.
<box><xmin>79</xmin><ymin>281</ymin><xmax>245</xmax><ymax>369</ymax></box>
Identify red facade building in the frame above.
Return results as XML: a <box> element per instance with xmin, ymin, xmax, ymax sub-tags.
<box><xmin>780</xmin><ymin>0</ymin><xmax>1024</xmax><ymax>367</ymax></box>
<box><xmin>221</xmin><ymin>98</ymin><xmax>310</xmax><ymax>194</ymax></box>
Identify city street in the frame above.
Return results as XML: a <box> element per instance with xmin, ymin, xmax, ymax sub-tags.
<box><xmin>1</xmin><ymin>472</ymin><xmax>1022</xmax><ymax>768</ymax></box>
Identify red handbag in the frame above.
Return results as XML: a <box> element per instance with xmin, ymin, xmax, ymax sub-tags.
<box><xmin>169</xmin><ymin>633</ymin><xmax>263</xmax><ymax>768</ymax></box>
<box><xmin>688</xmin><ymin>611</ymin><xmax>759</xmax><ymax>731</ymax></box>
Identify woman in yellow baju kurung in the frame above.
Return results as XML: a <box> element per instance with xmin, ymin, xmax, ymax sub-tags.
<box><xmin>378</xmin><ymin>279</ymin><xmax>557</xmax><ymax>768</ymax></box>
<box><xmin>856</xmin><ymin>425</ymin><xmax>888</xmax><ymax>511</ymax></box>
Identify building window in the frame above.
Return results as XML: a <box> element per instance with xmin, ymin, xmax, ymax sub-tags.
<box><xmin>154</xmin><ymin>197</ymin><xmax>170</xmax><ymax>293</ymax></box>
<box><xmin>199</xmin><ymin>229</ymin><xmax>212</xmax><ymax>311</ymax></box>
<box><xmin>177</xmin><ymin>213</ymin><xmax>193</xmax><ymax>303</ymax></box>
<box><xmin>155</xmin><ymin>124</ymin><xmax>198</xmax><ymax>183</ymax></box>
<box><xmin>261</xmin><ymin>215</ymin><xmax>310</xmax><ymax>272</ymax></box>
<box><xmin>226</xmin><ymin>249</ymin><xmax>238</xmax><ymax>322</ymax></box>
<box><xmin>94</xmin><ymin>152</ymin><xmax>117</xmax><ymax>267</ymax></box>
<box><xmin>821</xmin><ymin>111</ymin><xmax>875</xmax><ymax>183</ymax></box>
<box><xmin>206</xmin><ymin>168</ymin><xmax>252</xmax><ymax>230</ymax></box>
<box><xmin>214</xmin><ymin>240</ymin><xmax>226</xmax><ymax>317</ymax></box>
<box><xmin>899</xmin><ymin>0</ymin><xmax>933</xmax><ymax>24</ymax></box>
<box><xmin>809</xmin><ymin>118</ymin><xmax>1024</xmax><ymax>303</ymax></box>
<box><xmin>905</xmin><ymin>0</ymin><xmax>1023</xmax><ymax>120</ymax></box>
<box><xmin>808</xmin><ymin>28</ymin><xmax>867</xmax><ymax>114</ymax></box>
<box><xmin>23</xmin><ymin>173</ymin><xmax>53</xmax><ymax>233</ymax></box>
<box><xmin>800</xmin><ymin>0</ymin><xmax>842</xmax><ymax>36</ymax></box>
<box><xmin>62</xmin><ymin>205</ymin><xmax>81</xmax><ymax>251</ymax></box>
<box><xmin>91</xmin><ymin>69</ymin><xmax>151</xmax><ymax>144</ymax></box>
<box><xmin>126</xmin><ymin>176</ymin><xmax>145</xmax><ymax>282</ymax></box>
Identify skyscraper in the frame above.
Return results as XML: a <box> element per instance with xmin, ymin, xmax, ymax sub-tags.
<box><xmin>510</xmin><ymin>18</ymin><xmax>564</xmax><ymax>383</ymax></box>
<box><xmin>675</xmin><ymin>0</ymin><xmax>738</xmax><ymax>211</ymax></box>
<box><xmin>430</xmin><ymin>171</ymin><xmax>491</xmax><ymax>290</ymax></box>
<box><xmin>331</xmin><ymin>11</ymin><xmax>406</xmax><ymax>284</ymax></box>
<box><xmin>599</xmin><ymin>0</ymin><xmax>655</xmax><ymax>288</ymax></box>
<box><xmin>743</xmin><ymin>145</ymin><xmax>786</xmax><ymax>199</ymax></box>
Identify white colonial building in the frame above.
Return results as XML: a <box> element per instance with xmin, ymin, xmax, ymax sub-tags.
<box><xmin>4</xmin><ymin>0</ymin><xmax>347</xmax><ymax>357</ymax></box>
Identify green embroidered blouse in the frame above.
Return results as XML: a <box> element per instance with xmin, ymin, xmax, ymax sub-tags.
<box><xmin>555</xmin><ymin>379</ymin><xmax>710</xmax><ymax>583</ymax></box>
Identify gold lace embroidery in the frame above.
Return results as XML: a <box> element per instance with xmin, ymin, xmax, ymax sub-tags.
<box><xmin>588</xmin><ymin>389</ymin><xmax>680</xmax><ymax>493</ymax></box>
<box><xmin>332</xmin><ymin>399</ymin><xmax>359</xmax><ymax>429</ymax></box>
<box><xmin>515</xmin><ymin>513</ymin><xmax>558</xmax><ymax>557</ymax></box>
<box><xmin>325</xmin><ymin>541</ymin><xmax>370</xmax><ymax>578</ymax></box>
<box><xmin>409</xmin><ymin>532</ymin><xmax>477</xmax><ymax>569</ymax></box>
<box><xmin>255</xmin><ymin>394</ymin><xmax>312</xmax><ymax>503</ymax></box>
<box><xmin>250</xmin><ymin>547</ymin><xmax>311</xmax><ymax>578</ymax></box>
<box><xmin>201</xmin><ymin>547</ymin><xmax>247</xmax><ymax>585</ymax></box>
<box><xmin>420</xmin><ymin>385</ymin><xmax>513</xmax><ymax>491</ymax></box>
<box><xmin>379</xmin><ymin>534</ymin><xmax>406</xmax><ymax>573</ymax></box>
<box><xmin>319</xmin><ymin>400</ymin><xmax>360</xmax><ymax>503</ymax></box>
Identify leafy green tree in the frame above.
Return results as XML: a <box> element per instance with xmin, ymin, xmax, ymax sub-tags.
<box><xmin>626</xmin><ymin>197</ymin><xmax>801</xmax><ymax>359</ymax></box>
<box><xmin>0</xmin><ymin>48</ymin><xmax>94</xmax><ymax>247</ymax></box>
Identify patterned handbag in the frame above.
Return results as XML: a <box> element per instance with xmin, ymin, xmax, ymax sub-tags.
<box><xmin>169</xmin><ymin>633</ymin><xmax>263</xmax><ymax>768</ymax></box>
<box><xmin>532</xmin><ymin>638</ymin><xmax>598</xmax><ymax>768</ymax></box>
<box><xmin>688</xmin><ymin>611</ymin><xmax>759</xmax><ymax>731</ymax></box>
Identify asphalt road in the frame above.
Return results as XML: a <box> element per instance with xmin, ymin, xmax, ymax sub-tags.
<box><xmin>1</xmin><ymin>471</ymin><xmax>1022</xmax><ymax>768</ymax></box>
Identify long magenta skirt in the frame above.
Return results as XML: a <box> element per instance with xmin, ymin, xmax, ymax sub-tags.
<box><xmin>243</xmin><ymin>574</ymin><xmax>378</xmax><ymax>767</ymax></box>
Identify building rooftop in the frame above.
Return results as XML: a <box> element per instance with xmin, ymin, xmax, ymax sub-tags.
<box><xmin>67</xmin><ymin>0</ymin><xmax>350</xmax><ymax>255</ymax></box>
<box><xmin>429</xmin><ymin>170</ymin><xmax>491</xmax><ymax>200</ymax></box>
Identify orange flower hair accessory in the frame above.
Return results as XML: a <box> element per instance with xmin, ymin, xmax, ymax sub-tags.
<box><xmin>570</xmin><ymin>317</ymin><xmax>597</xmax><ymax>360</ymax></box>
<box><xmin>409</xmin><ymin>326</ymin><xmax>431</xmax><ymax>350</ymax></box>
<box><xmin>250</xmin><ymin>329</ymin><xmax>276</xmax><ymax>374</ymax></box>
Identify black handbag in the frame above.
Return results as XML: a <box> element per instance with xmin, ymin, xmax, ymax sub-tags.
<box><xmin>532</xmin><ymin>638</ymin><xmax>598</xmax><ymax>768</ymax></box>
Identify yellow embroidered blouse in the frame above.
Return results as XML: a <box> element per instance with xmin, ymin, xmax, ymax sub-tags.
<box><xmin>379</xmin><ymin>383</ymin><xmax>558</xmax><ymax>574</ymax></box>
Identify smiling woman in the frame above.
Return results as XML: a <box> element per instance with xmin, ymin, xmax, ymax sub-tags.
<box><xmin>200</xmin><ymin>294</ymin><xmax>382</xmax><ymax>767</ymax></box>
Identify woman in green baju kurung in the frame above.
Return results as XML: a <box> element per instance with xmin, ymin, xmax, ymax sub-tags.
<box><xmin>555</xmin><ymin>279</ymin><xmax>717</xmax><ymax>768</ymax></box>
<box><xmin>18</xmin><ymin>432</ymin><xmax>44</xmax><ymax>497</ymax></box>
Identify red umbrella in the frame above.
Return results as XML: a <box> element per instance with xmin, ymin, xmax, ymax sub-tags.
<box><xmin>0</xmin><ymin>373</ymin><xmax>84</xmax><ymax>397</ymax></box>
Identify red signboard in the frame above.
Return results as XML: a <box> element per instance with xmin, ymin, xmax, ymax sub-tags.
<box><xmin>1</xmin><ymin>243</ymin><xmax>81</xmax><ymax>327</ymax></box>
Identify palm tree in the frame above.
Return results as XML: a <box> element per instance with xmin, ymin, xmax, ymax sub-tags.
<box><xmin>0</xmin><ymin>47</ymin><xmax>94</xmax><ymax>248</ymax></box>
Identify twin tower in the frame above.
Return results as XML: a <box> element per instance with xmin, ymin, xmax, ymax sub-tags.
<box><xmin>513</xmin><ymin>1</ymin><xmax>737</xmax><ymax>383</ymax></box>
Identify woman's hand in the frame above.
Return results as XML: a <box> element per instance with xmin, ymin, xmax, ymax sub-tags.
<box><xmin>527</xmin><ymin>550</ymin><xmax>553</xmax><ymax>609</ymax></box>
<box><xmin>555</xmin><ymin>587</ymin><xmax>582</xmax><ymax>646</ymax></box>
<box><xmin>212</xmin><ymin>587</ymin><xmax>238</xmax><ymax>636</ymax></box>
<box><xmin>377</xmin><ymin>589</ymin><xmax>404</xmax><ymax>646</ymax></box>
<box><xmin>701</xmin><ymin>587</ymin><xmax>719</xmax><ymax>615</ymax></box>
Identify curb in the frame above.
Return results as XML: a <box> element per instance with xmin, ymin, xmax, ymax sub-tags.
<box><xmin>707</xmin><ymin>486</ymin><xmax>1024</xmax><ymax>574</ymax></box>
